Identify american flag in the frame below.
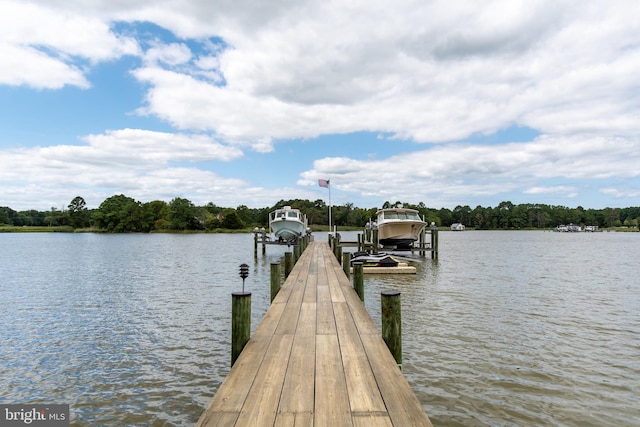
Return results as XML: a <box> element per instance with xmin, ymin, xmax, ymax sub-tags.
<box><xmin>318</xmin><ymin>179</ymin><xmax>330</xmax><ymax>188</ymax></box>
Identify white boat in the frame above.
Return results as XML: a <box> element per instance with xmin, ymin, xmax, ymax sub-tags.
<box><xmin>376</xmin><ymin>205</ymin><xmax>427</xmax><ymax>249</ymax></box>
<box><xmin>269</xmin><ymin>206</ymin><xmax>309</xmax><ymax>243</ymax></box>
<box><xmin>451</xmin><ymin>223</ymin><xmax>465</xmax><ymax>231</ymax></box>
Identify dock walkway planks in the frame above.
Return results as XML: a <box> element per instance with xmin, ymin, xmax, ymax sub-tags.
<box><xmin>196</xmin><ymin>241</ymin><xmax>433</xmax><ymax>427</ymax></box>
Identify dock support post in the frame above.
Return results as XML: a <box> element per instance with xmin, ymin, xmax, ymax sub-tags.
<box><xmin>253</xmin><ymin>232</ymin><xmax>258</xmax><ymax>257</ymax></box>
<box><xmin>372</xmin><ymin>229</ymin><xmax>379</xmax><ymax>253</ymax></box>
<box><xmin>430</xmin><ymin>227</ymin><xmax>439</xmax><ymax>260</ymax></box>
<box><xmin>284</xmin><ymin>252</ymin><xmax>293</xmax><ymax>278</ymax></box>
<box><xmin>293</xmin><ymin>244</ymin><xmax>300</xmax><ymax>264</ymax></box>
<box><xmin>270</xmin><ymin>262</ymin><xmax>280</xmax><ymax>303</ymax></box>
<box><xmin>381</xmin><ymin>290</ymin><xmax>402</xmax><ymax>369</ymax></box>
<box><xmin>342</xmin><ymin>252</ymin><xmax>351</xmax><ymax>279</ymax></box>
<box><xmin>353</xmin><ymin>262</ymin><xmax>364</xmax><ymax>302</ymax></box>
<box><xmin>231</xmin><ymin>291</ymin><xmax>251</xmax><ymax>366</ymax></box>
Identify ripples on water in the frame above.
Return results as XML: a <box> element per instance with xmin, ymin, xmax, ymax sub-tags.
<box><xmin>1</xmin><ymin>231</ymin><xmax>639</xmax><ymax>426</ymax></box>
<box><xmin>359</xmin><ymin>231</ymin><xmax>640</xmax><ymax>427</ymax></box>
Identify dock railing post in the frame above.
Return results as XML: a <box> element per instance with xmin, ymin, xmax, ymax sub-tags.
<box><xmin>270</xmin><ymin>262</ymin><xmax>281</xmax><ymax>303</ymax></box>
<box><xmin>231</xmin><ymin>291</ymin><xmax>251</xmax><ymax>366</ymax></box>
<box><xmin>353</xmin><ymin>262</ymin><xmax>364</xmax><ymax>302</ymax></box>
<box><xmin>342</xmin><ymin>252</ymin><xmax>351</xmax><ymax>279</ymax></box>
<box><xmin>284</xmin><ymin>252</ymin><xmax>293</xmax><ymax>278</ymax></box>
<box><xmin>381</xmin><ymin>290</ymin><xmax>402</xmax><ymax>369</ymax></box>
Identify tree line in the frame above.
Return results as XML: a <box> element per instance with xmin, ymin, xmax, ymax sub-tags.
<box><xmin>1</xmin><ymin>195</ymin><xmax>639</xmax><ymax>232</ymax></box>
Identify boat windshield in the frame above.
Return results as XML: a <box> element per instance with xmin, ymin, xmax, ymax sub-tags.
<box><xmin>287</xmin><ymin>212</ymin><xmax>299</xmax><ymax>218</ymax></box>
<box><xmin>381</xmin><ymin>211</ymin><xmax>421</xmax><ymax>221</ymax></box>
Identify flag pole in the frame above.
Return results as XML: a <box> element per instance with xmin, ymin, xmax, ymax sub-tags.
<box><xmin>328</xmin><ymin>183</ymin><xmax>332</xmax><ymax>234</ymax></box>
<box><xmin>318</xmin><ymin>179</ymin><xmax>332</xmax><ymax>235</ymax></box>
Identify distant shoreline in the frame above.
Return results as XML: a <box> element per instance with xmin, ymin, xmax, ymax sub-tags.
<box><xmin>1</xmin><ymin>225</ymin><xmax>637</xmax><ymax>233</ymax></box>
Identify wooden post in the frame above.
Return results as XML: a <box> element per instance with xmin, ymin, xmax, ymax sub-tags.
<box><xmin>253</xmin><ymin>232</ymin><xmax>258</xmax><ymax>257</ymax></box>
<box><xmin>262</xmin><ymin>229</ymin><xmax>266</xmax><ymax>255</ymax></box>
<box><xmin>372</xmin><ymin>229</ymin><xmax>379</xmax><ymax>254</ymax></box>
<box><xmin>231</xmin><ymin>291</ymin><xmax>251</xmax><ymax>366</ymax></box>
<box><xmin>342</xmin><ymin>252</ymin><xmax>351</xmax><ymax>279</ymax></box>
<box><xmin>270</xmin><ymin>262</ymin><xmax>280</xmax><ymax>303</ymax></box>
<box><xmin>293</xmin><ymin>244</ymin><xmax>300</xmax><ymax>264</ymax></box>
<box><xmin>353</xmin><ymin>262</ymin><xmax>364</xmax><ymax>302</ymax></box>
<box><xmin>333</xmin><ymin>233</ymin><xmax>341</xmax><ymax>259</ymax></box>
<box><xmin>284</xmin><ymin>252</ymin><xmax>293</xmax><ymax>278</ymax></box>
<box><xmin>431</xmin><ymin>227</ymin><xmax>439</xmax><ymax>260</ymax></box>
<box><xmin>381</xmin><ymin>290</ymin><xmax>402</xmax><ymax>369</ymax></box>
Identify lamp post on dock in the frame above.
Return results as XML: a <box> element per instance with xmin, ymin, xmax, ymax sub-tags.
<box><xmin>232</xmin><ymin>263</ymin><xmax>251</xmax><ymax>366</ymax></box>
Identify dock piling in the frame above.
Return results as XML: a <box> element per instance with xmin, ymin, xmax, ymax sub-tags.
<box><xmin>231</xmin><ymin>291</ymin><xmax>251</xmax><ymax>366</ymax></box>
<box><xmin>284</xmin><ymin>251</ymin><xmax>293</xmax><ymax>278</ymax></box>
<box><xmin>381</xmin><ymin>290</ymin><xmax>402</xmax><ymax>369</ymax></box>
<box><xmin>353</xmin><ymin>262</ymin><xmax>364</xmax><ymax>302</ymax></box>
<box><xmin>430</xmin><ymin>225</ymin><xmax>439</xmax><ymax>260</ymax></box>
<box><xmin>342</xmin><ymin>252</ymin><xmax>351</xmax><ymax>279</ymax></box>
<box><xmin>270</xmin><ymin>262</ymin><xmax>281</xmax><ymax>303</ymax></box>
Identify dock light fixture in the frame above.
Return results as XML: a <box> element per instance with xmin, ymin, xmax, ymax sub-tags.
<box><xmin>239</xmin><ymin>263</ymin><xmax>249</xmax><ymax>293</ymax></box>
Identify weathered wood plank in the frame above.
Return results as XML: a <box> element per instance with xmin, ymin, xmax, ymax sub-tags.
<box><xmin>278</xmin><ymin>334</ymin><xmax>315</xmax><ymax>414</ymax></box>
<box><xmin>195</xmin><ymin>411</ymin><xmax>239</xmax><ymax>427</ymax></box>
<box><xmin>333</xmin><ymin>302</ymin><xmax>387</xmax><ymax>413</ymax></box>
<box><xmin>315</xmin><ymin>334</ymin><xmax>353</xmax><ymax>427</ymax></box>
<box><xmin>234</xmin><ymin>334</ymin><xmax>295</xmax><ymax>426</ymax></box>
<box><xmin>316</xmin><ymin>285</ymin><xmax>336</xmax><ymax>335</ymax></box>
<box><xmin>274</xmin><ymin>412</ymin><xmax>313</xmax><ymax>427</ymax></box>
<box><xmin>352</xmin><ymin>413</ymin><xmax>394</xmax><ymax>427</ymax></box>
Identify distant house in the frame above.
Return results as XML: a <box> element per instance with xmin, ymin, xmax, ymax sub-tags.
<box><xmin>451</xmin><ymin>223</ymin><xmax>465</xmax><ymax>231</ymax></box>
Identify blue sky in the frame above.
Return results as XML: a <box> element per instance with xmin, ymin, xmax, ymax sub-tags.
<box><xmin>1</xmin><ymin>0</ymin><xmax>639</xmax><ymax>211</ymax></box>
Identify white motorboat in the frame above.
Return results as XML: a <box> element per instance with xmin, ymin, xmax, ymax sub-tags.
<box><xmin>269</xmin><ymin>206</ymin><xmax>309</xmax><ymax>243</ymax></box>
<box><xmin>376</xmin><ymin>205</ymin><xmax>427</xmax><ymax>249</ymax></box>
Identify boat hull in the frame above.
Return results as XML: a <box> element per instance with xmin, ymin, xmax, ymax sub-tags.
<box><xmin>269</xmin><ymin>206</ymin><xmax>309</xmax><ymax>243</ymax></box>
<box><xmin>270</xmin><ymin>218</ymin><xmax>306</xmax><ymax>241</ymax></box>
<box><xmin>378</xmin><ymin>222</ymin><xmax>425</xmax><ymax>248</ymax></box>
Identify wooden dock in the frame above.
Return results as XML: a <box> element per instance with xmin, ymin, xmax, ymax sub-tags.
<box><xmin>196</xmin><ymin>241</ymin><xmax>432</xmax><ymax>427</ymax></box>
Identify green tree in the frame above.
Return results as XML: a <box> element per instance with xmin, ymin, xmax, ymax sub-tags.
<box><xmin>221</xmin><ymin>209</ymin><xmax>245</xmax><ymax>229</ymax></box>
<box><xmin>0</xmin><ymin>207</ymin><xmax>11</xmax><ymax>225</ymax></box>
<box><xmin>141</xmin><ymin>200</ymin><xmax>169</xmax><ymax>231</ymax></box>
<box><xmin>167</xmin><ymin>197</ymin><xmax>199</xmax><ymax>230</ymax></box>
<box><xmin>68</xmin><ymin>196</ymin><xmax>90</xmax><ymax>229</ymax></box>
<box><xmin>93</xmin><ymin>194</ymin><xmax>143</xmax><ymax>232</ymax></box>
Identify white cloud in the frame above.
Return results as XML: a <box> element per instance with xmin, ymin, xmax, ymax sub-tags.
<box><xmin>298</xmin><ymin>134</ymin><xmax>640</xmax><ymax>206</ymax></box>
<box><xmin>0</xmin><ymin>0</ymin><xmax>139</xmax><ymax>88</ymax></box>
<box><xmin>0</xmin><ymin>129</ymin><xmax>246</xmax><ymax>209</ymax></box>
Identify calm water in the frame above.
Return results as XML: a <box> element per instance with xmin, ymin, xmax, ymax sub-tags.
<box><xmin>1</xmin><ymin>231</ymin><xmax>638</xmax><ymax>426</ymax></box>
